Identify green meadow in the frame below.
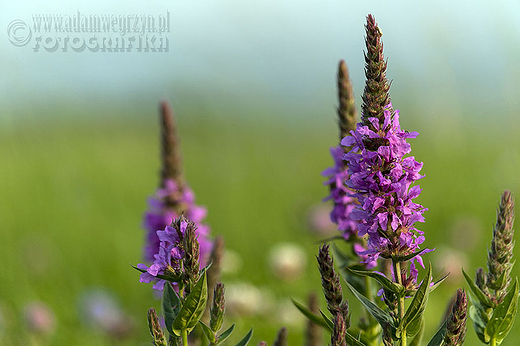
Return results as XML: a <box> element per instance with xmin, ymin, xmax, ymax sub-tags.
<box><xmin>0</xmin><ymin>105</ymin><xmax>519</xmax><ymax>345</ymax></box>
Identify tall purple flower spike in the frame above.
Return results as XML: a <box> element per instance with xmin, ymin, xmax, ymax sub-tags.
<box><xmin>143</xmin><ymin>101</ymin><xmax>212</xmax><ymax>269</ymax></box>
<box><xmin>343</xmin><ymin>105</ymin><xmax>430</xmax><ymax>281</ymax></box>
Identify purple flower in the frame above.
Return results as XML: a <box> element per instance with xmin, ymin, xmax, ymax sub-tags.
<box><xmin>139</xmin><ymin>220</ymin><xmax>187</xmax><ymax>291</ymax></box>
<box><xmin>143</xmin><ymin>179</ymin><xmax>212</xmax><ymax>268</ymax></box>
<box><xmin>343</xmin><ymin>104</ymin><xmax>429</xmax><ymax>271</ymax></box>
<box><xmin>322</xmin><ymin>146</ymin><xmax>358</xmax><ymax>240</ymax></box>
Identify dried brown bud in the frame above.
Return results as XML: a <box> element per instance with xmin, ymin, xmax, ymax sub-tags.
<box><xmin>331</xmin><ymin>313</ymin><xmax>347</xmax><ymax>346</ymax></box>
<box><xmin>210</xmin><ymin>282</ymin><xmax>225</xmax><ymax>333</ymax></box>
<box><xmin>305</xmin><ymin>292</ymin><xmax>322</xmax><ymax>346</ymax></box>
<box><xmin>317</xmin><ymin>244</ymin><xmax>343</xmax><ymax>317</ymax></box>
<box><xmin>147</xmin><ymin>308</ymin><xmax>167</xmax><ymax>346</ymax></box>
<box><xmin>444</xmin><ymin>289</ymin><xmax>468</xmax><ymax>346</ymax></box>
<box><xmin>273</xmin><ymin>327</ymin><xmax>288</xmax><ymax>346</ymax></box>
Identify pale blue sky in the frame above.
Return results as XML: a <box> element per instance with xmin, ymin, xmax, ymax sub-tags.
<box><xmin>1</xmin><ymin>0</ymin><xmax>520</xmax><ymax>122</ymax></box>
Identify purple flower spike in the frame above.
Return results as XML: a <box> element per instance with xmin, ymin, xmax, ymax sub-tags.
<box><xmin>323</xmin><ymin>61</ymin><xmax>359</xmax><ymax>240</ymax></box>
<box><xmin>344</xmin><ymin>105</ymin><xmax>429</xmax><ymax>270</ymax></box>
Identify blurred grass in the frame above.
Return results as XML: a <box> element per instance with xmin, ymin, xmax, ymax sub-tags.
<box><xmin>0</xmin><ymin>106</ymin><xmax>519</xmax><ymax>345</ymax></box>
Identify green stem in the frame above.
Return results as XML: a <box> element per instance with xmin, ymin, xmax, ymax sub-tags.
<box><xmin>393</xmin><ymin>260</ymin><xmax>406</xmax><ymax>346</ymax></box>
<box><xmin>182</xmin><ymin>329</ymin><xmax>188</xmax><ymax>346</ymax></box>
<box><xmin>490</xmin><ymin>338</ymin><xmax>497</xmax><ymax>346</ymax></box>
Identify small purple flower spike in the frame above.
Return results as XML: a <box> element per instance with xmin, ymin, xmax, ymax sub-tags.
<box><xmin>322</xmin><ymin>61</ymin><xmax>359</xmax><ymax>240</ymax></box>
<box><xmin>143</xmin><ymin>101</ymin><xmax>212</xmax><ymax>268</ymax></box>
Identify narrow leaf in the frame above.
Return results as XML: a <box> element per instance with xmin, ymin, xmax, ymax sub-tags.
<box><xmin>391</xmin><ymin>248</ymin><xmax>430</xmax><ymax>262</ymax></box>
<box><xmin>345</xmin><ymin>331</ymin><xmax>366</xmax><ymax>346</ymax></box>
<box><xmin>199</xmin><ymin>321</ymin><xmax>216</xmax><ymax>344</ymax></box>
<box><xmin>291</xmin><ymin>298</ymin><xmax>330</xmax><ymax>330</ymax></box>
<box><xmin>426</xmin><ymin>320</ymin><xmax>447</xmax><ymax>346</ymax></box>
<box><xmin>132</xmin><ymin>264</ymin><xmax>182</xmax><ymax>282</ymax></box>
<box><xmin>462</xmin><ymin>268</ymin><xmax>495</xmax><ymax>308</ymax></box>
<box><xmin>234</xmin><ymin>328</ymin><xmax>253</xmax><ymax>346</ymax></box>
<box><xmin>172</xmin><ymin>269</ymin><xmax>208</xmax><ymax>335</ymax></box>
<box><xmin>345</xmin><ymin>279</ymin><xmax>395</xmax><ymax>329</ymax></box>
<box><xmin>399</xmin><ymin>263</ymin><xmax>432</xmax><ymax>338</ymax></box>
<box><xmin>484</xmin><ymin>277</ymin><xmax>519</xmax><ymax>343</ymax></box>
<box><xmin>346</xmin><ymin>267</ymin><xmax>404</xmax><ymax>296</ymax></box>
<box><xmin>216</xmin><ymin>323</ymin><xmax>236</xmax><ymax>345</ymax></box>
<box><xmin>318</xmin><ymin>309</ymin><xmax>334</xmax><ymax>331</ymax></box>
<box><xmin>430</xmin><ymin>273</ymin><xmax>449</xmax><ymax>292</ymax></box>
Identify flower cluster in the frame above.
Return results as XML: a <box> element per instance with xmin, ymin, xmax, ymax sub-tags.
<box><xmin>343</xmin><ymin>105</ymin><xmax>428</xmax><ymax>268</ymax></box>
<box><xmin>138</xmin><ymin>217</ymin><xmax>188</xmax><ymax>291</ymax></box>
<box><xmin>139</xmin><ymin>216</ymin><xmax>203</xmax><ymax>292</ymax></box>
<box><xmin>322</xmin><ymin>146</ymin><xmax>358</xmax><ymax>239</ymax></box>
<box><xmin>143</xmin><ymin>178</ymin><xmax>212</xmax><ymax>268</ymax></box>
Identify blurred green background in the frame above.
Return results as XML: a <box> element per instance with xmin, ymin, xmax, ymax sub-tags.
<box><xmin>1</xmin><ymin>0</ymin><xmax>520</xmax><ymax>345</ymax></box>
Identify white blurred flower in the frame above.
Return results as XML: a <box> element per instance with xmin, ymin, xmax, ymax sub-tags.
<box><xmin>268</xmin><ymin>243</ymin><xmax>307</xmax><ymax>281</ymax></box>
<box><xmin>225</xmin><ymin>282</ymin><xmax>272</xmax><ymax>317</ymax></box>
<box><xmin>24</xmin><ymin>302</ymin><xmax>55</xmax><ymax>335</ymax></box>
<box><xmin>222</xmin><ymin>249</ymin><xmax>243</xmax><ymax>275</ymax></box>
<box><xmin>277</xmin><ymin>300</ymin><xmax>305</xmax><ymax>328</ymax></box>
<box><xmin>78</xmin><ymin>289</ymin><xmax>134</xmax><ymax>339</ymax></box>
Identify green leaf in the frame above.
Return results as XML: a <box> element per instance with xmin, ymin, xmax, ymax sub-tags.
<box><xmin>162</xmin><ymin>283</ymin><xmax>180</xmax><ymax>335</ymax></box>
<box><xmin>172</xmin><ymin>269</ymin><xmax>208</xmax><ymax>336</ymax></box>
<box><xmin>199</xmin><ymin>321</ymin><xmax>216</xmax><ymax>344</ymax></box>
<box><xmin>132</xmin><ymin>264</ymin><xmax>182</xmax><ymax>283</ymax></box>
<box><xmin>462</xmin><ymin>268</ymin><xmax>495</xmax><ymax>308</ymax></box>
<box><xmin>345</xmin><ymin>267</ymin><xmax>405</xmax><ymax>296</ymax></box>
<box><xmin>216</xmin><ymin>324</ymin><xmax>236</xmax><ymax>345</ymax></box>
<box><xmin>430</xmin><ymin>273</ymin><xmax>449</xmax><ymax>292</ymax></box>
<box><xmin>426</xmin><ymin>320</ymin><xmax>447</xmax><ymax>346</ymax></box>
<box><xmin>409</xmin><ymin>318</ymin><xmax>424</xmax><ymax>346</ymax></box>
<box><xmin>319</xmin><ymin>309</ymin><xmax>335</xmax><ymax>331</ymax></box>
<box><xmin>391</xmin><ymin>248</ymin><xmax>430</xmax><ymax>262</ymax></box>
<box><xmin>469</xmin><ymin>305</ymin><xmax>489</xmax><ymax>343</ymax></box>
<box><xmin>407</xmin><ymin>315</ymin><xmax>423</xmax><ymax>337</ymax></box>
<box><xmin>484</xmin><ymin>277</ymin><xmax>519</xmax><ymax>343</ymax></box>
<box><xmin>345</xmin><ymin>279</ymin><xmax>395</xmax><ymax>329</ymax></box>
<box><xmin>398</xmin><ymin>263</ymin><xmax>432</xmax><ymax>338</ymax></box>
<box><xmin>291</xmin><ymin>298</ymin><xmax>330</xmax><ymax>330</ymax></box>
<box><xmin>234</xmin><ymin>328</ymin><xmax>253</xmax><ymax>346</ymax></box>
<box><xmin>345</xmin><ymin>331</ymin><xmax>366</xmax><ymax>346</ymax></box>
